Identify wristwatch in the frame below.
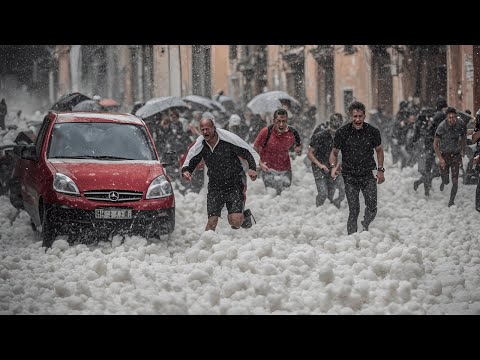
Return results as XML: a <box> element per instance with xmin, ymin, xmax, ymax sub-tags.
<box><xmin>377</xmin><ymin>167</ymin><xmax>385</xmax><ymax>172</ymax></box>
<box><xmin>330</xmin><ymin>163</ymin><xmax>336</xmax><ymax>169</ymax></box>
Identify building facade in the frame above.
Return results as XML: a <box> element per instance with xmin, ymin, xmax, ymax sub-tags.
<box><xmin>5</xmin><ymin>45</ymin><xmax>476</xmax><ymax>120</ymax></box>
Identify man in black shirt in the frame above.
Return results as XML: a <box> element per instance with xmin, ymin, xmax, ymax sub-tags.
<box><xmin>329</xmin><ymin>101</ymin><xmax>385</xmax><ymax>235</ymax></box>
<box><xmin>182</xmin><ymin>112</ymin><xmax>259</xmax><ymax>232</ymax></box>
<box><xmin>308</xmin><ymin>113</ymin><xmax>345</xmax><ymax>208</ymax></box>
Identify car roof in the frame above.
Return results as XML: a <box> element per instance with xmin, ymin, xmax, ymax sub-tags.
<box><xmin>52</xmin><ymin>111</ymin><xmax>145</xmax><ymax>125</ymax></box>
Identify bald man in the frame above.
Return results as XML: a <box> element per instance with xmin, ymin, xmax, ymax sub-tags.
<box><xmin>182</xmin><ymin>112</ymin><xmax>259</xmax><ymax>231</ymax></box>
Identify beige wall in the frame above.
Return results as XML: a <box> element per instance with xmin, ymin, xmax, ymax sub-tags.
<box><xmin>180</xmin><ymin>45</ymin><xmax>192</xmax><ymax>96</ymax></box>
<box><xmin>462</xmin><ymin>45</ymin><xmax>474</xmax><ymax>112</ymax></box>
<box><xmin>153</xmin><ymin>45</ymin><xmax>170</xmax><ymax>98</ymax></box>
<box><xmin>119</xmin><ymin>46</ymin><xmax>132</xmax><ymax>111</ymax></box>
<box><xmin>335</xmin><ymin>45</ymin><xmax>371</xmax><ymax>115</ymax></box>
<box><xmin>304</xmin><ymin>45</ymin><xmax>318</xmax><ymax>107</ymax></box>
<box><xmin>168</xmin><ymin>45</ymin><xmax>182</xmax><ymax>97</ymax></box>
<box><xmin>447</xmin><ymin>45</ymin><xmax>475</xmax><ymax>112</ymax></box>
<box><xmin>211</xmin><ymin>45</ymin><xmax>229</xmax><ymax>97</ymax></box>
<box><xmin>267</xmin><ymin>45</ymin><xmax>282</xmax><ymax>91</ymax></box>
<box><xmin>56</xmin><ymin>45</ymin><xmax>71</xmax><ymax>96</ymax></box>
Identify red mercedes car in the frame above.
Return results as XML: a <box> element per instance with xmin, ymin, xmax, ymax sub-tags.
<box><xmin>10</xmin><ymin>111</ymin><xmax>175</xmax><ymax>247</ymax></box>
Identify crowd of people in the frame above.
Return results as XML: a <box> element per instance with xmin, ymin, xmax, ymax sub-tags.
<box><xmin>1</xmin><ymin>92</ymin><xmax>479</xmax><ymax>235</ymax></box>
<box><xmin>174</xmin><ymin>95</ymin><xmax>479</xmax><ymax>235</ymax></box>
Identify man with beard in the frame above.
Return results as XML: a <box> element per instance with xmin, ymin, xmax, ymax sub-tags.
<box><xmin>329</xmin><ymin>101</ymin><xmax>385</xmax><ymax>235</ymax></box>
<box><xmin>182</xmin><ymin>112</ymin><xmax>259</xmax><ymax>231</ymax></box>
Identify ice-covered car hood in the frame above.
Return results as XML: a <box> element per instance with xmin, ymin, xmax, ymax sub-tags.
<box><xmin>49</xmin><ymin>160</ymin><xmax>166</xmax><ymax>191</ymax></box>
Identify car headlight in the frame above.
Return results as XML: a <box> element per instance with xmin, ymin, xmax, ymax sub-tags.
<box><xmin>146</xmin><ymin>175</ymin><xmax>173</xmax><ymax>199</ymax></box>
<box><xmin>53</xmin><ymin>173</ymin><xmax>80</xmax><ymax>196</ymax></box>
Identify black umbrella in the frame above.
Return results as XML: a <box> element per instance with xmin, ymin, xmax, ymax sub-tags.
<box><xmin>51</xmin><ymin>92</ymin><xmax>91</xmax><ymax>111</ymax></box>
<box><xmin>216</xmin><ymin>95</ymin><xmax>236</xmax><ymax>113</ymax></box>
<box><xmin>135</xmin><ymin>97</ymin><xmax>188</xmax><ymax>119</ymax></box>
<box><xmin>183</xmin><ymin>95</ymin><xmax>215</xmax><ymax>112</ymax></box>
<box><xmin>131</xmin><ymin>101</ymin><xmax>145</xmax><ymax>115</ymax></box>
<box><xmin>72</xmin><ymin>100</ymin><xmax>105</xmax><ymax>111</ymax></box>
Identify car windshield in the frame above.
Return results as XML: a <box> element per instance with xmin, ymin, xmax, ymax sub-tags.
<box><xmin>48</xmin><ymin>122</ymin><xmax>157</xmax><ymax>160</ymax></box>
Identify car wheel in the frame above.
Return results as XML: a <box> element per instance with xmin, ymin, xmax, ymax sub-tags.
<box><xmin>40</xmin><ymin>203</ymin><xmax>58</xmax><ymax>248</ymax></box>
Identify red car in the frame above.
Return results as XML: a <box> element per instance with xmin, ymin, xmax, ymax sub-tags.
<box><xmin>10</xmin><ymin>111</ymin><xmax>175</xmax><ymax>247</ymax></box>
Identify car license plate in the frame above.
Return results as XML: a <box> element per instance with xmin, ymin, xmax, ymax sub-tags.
<box><xmin>95</xmin><ymin>209</ymin><xmax>132</xmax><ymax>219</ymax></box>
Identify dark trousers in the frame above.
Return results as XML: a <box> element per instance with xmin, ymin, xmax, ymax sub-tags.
<box><xmin>416</xmin><ymin>151</ymin><xmax>440</xmax><ymax>191</ymax></box>
<box><xmin>313</xmin><ymin>168</ymin><xmax>345</xmax><ymax>206</ymax></box>
<box><xmin>343</xmin><ymin>173</ymin><xmax>377</xmax><ymax>235</ymax></box>
<box><xmin>440</xmin><ymin>152</ymin><xmax>462</xmax><ymax>204</ymax></box>
<box><xmin>261</xmin><ymin>169</ymin><xmax>292</xmax><ymax>195</ymax></box>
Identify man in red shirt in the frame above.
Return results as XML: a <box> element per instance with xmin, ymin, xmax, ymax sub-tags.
<box><xmin>253</xmin><ymin>108</ymin><xmax>302</xmax><ymax>195</ymax></box>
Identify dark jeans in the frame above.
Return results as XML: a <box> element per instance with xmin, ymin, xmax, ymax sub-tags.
<box><xmin>313</xmin><ymin>168</ymin><xmax>345</xmax><ymax>206</ymax></box>
<box><xmin>440</xmin><ymin>153</ymin><xmax>462</xmax><ymax>184</ymax></box>
<box><xmin>440</xmin><ymin>152</ymin><xmax>462</xmax><ymax>204</ymax></box>
<box><xmin>261</xmin><ymin>169</ymin><xmax>292</xmax><ymax>195</ymax></box>
<box><xmin>416</xmin><ymin>151</ymin><xmax>440</xmax><ymax>191</ymax></box>
<box><xmin>343</xmin><ymin>173</ymin><xmax>377</xmax><ymax>235</ymax></box>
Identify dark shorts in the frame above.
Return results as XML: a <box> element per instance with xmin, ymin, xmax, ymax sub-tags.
<box><xmin>207</xmin><ymin>174</ymin><xmax>246</xmax><ymax>217</ymax></box>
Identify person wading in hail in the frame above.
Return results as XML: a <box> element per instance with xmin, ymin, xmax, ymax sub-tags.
<box><xmin>329</xmin><ymin>101</ymin><xmax>385</xmax><ymax>235</ymax></box>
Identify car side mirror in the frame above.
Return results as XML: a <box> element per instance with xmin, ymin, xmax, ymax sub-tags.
<box><xmin>14</xmin><ymin>131</ymin><xmax>35</xmax><ymax>145</ymax></box>
<box><xmin>15</xmin><ymin>144</ymin><xmax>38</xmax><ymax>161</ymax></box>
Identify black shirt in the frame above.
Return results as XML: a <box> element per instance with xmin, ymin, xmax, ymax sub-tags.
<box><xmin>182</xmin><ymin>139</ymin><xmax>256</xmax><ymax>190</ymax></box>
<box><xmin>333</xmin><ymin>122</ymin><xmax>381</xmax><ymax>176</ymax></box>
<box><xmin>309</xmin><ymin>129</ymin><xmax>334</xmax><ymax>168</ymax></box>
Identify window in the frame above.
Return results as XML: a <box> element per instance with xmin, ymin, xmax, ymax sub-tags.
<box><xmin>48</xmin><ymin>123</ymin><xmax>156</xmax><ymax>161</ymax></box>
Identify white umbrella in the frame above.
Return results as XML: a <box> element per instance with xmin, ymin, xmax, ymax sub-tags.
<box><xmin>247</xmin><ymin>91</ymin><xmax>301</xmax><ymax>115</ymax></box>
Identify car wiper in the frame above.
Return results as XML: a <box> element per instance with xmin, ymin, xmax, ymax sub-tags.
<box><xmin>49</xmin><ymin>155</ymin><xmax>136</xmax><ymax>160</ymax></box>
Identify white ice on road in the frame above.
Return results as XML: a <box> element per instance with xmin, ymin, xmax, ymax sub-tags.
<box><xmin>0</xmin><ymin>152</ymin><xmax>479</xmax><ymax>314</ymax></box>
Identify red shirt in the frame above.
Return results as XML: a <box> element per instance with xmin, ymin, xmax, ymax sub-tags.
<box><xmin>254</xmin><ymin>127</ymin><xmax>296</xmax><ymax>171</ymax></box>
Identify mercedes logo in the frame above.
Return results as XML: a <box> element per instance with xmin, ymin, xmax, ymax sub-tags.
<box><xmin>108</xmin><ymin>191</ymin><xmax>120</xmax><ymax>201</ymax></box>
